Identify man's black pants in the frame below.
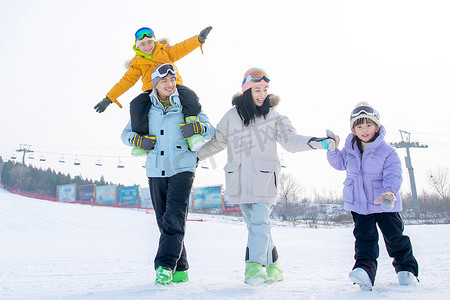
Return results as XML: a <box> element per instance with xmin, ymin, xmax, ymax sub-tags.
<box><xmin>149</xmin><ymin>171</ymin><xmax>195</xmax><ymax>272</ymax></box>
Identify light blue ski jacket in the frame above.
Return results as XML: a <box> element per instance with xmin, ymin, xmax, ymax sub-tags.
<box><xmin>121</xmin><ymin>89</ymin><xmax>215</xmax><ymax>177</ymax></box>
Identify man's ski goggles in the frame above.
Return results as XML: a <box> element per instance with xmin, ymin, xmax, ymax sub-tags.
<box><xmin>135</xmin><ymin>27</ymin><xmax>155</xmax><ymax>40</ymax></box>
<box><xmin>242</xmin><ymin>68</ymin><xmax>270</xmax><ymax>86</ymax></box>
<box><xmin>154</xmin><ymin>64</ymin><xmax>177</xmax><ymax>78</ymax></box>
<box><xmin>350</xmin><ymin>105</ymin><xmax>380</xmax><ymax>119</ymax></box>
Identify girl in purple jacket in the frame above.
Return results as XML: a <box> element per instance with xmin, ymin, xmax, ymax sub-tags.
<box><xmin>327</xmin><ymin>102</ymin><xmax>418</xmax><ymax>291</ymax></box>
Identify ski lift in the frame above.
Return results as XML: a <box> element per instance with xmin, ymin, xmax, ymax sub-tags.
<box><xmin>58</xmin><ymin>155</ymin><xmax>65</xmax><ymax>163</ymax></box>
<box><xmin>74</xmin><ymin>157</ymin><xmax>81</xmax><ymax>166</ymax></box>
<box><xmin>200</xmin><ymin>160</ymin><xmax>209</xmax><ymax>169</ymax></box>
<box><xmin>117</xmin><ymin>159</ymin><xmax>125</xmax><ymax>169</ymax></box>
<box><xmin>28</xmin><ymin>153</ymin><xmax>35</xmax><ymax>160</ymax></box>
<box><xmin>280</xmin><ymin>153</ymin><xmax>287</xmax><ymax>168</ymax></box>
<box><xmin>10</xmin><ymin>152</ymin><xmax>17</xmax><ymax>160</ymax></box>
<box><xmin>95</xmin><ymin>157</ymin><xmax>102</xmax><ymax>167</ymax></box>
<box><xmin>39</xmin><ymin>154</ymin><xmax>46</xmax><ymax>162</ymax></box>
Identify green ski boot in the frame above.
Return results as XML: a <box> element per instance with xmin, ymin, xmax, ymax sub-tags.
<box><xmin>131</xmin><ymin>146</ymin><xmax>148</xmax><ymax>156</ymax></box>
<box><xmin>172</xmin><ymin>270</ymin><xmax>189</xmax><ymax>283</ymax></box>
<box><xmin>155</xmin><ymin>266</ymin><xmax>173</xmax><ymax>286</ymax></box>
<box><xmin>244</xmin><ymin>261</ymin><xmax>266</xmax><ymax>284</ymax></box>
<box><xmin>265</xmin><ymin>260</ymin><xmax>283</xmax><ymax>283</ymax></box>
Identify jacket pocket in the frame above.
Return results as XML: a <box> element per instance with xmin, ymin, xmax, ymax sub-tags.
<box><xmin>370</xmin><ymin>179</ymin><xmax>384</xmax><ymax>204</ymax></box>
<box><xmin>250</xmin><ymin>168</ymin><xmax>278</xmax><ymax>197</ymax></box>
<box><xmin>224</xmin><ymin>164</ymin><xmax>240</xmax><ymax>196</ymax></box>
<box><xmin>173</xmin><ymin>144</ymin><xmax>196</xmax><ymax>170</ymax></box>
<box><xmin>343</xmin><ymin>178</ymin><xmax>355</xmax><ymax>204</ymax></box>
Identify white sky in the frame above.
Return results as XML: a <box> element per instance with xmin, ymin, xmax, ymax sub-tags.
<box><xmin>1</xmin><ymin>0</ymin><xmax>449</xmax><ymax>197</ymax></box>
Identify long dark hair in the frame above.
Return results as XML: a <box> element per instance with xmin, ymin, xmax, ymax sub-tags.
<box><xmin>351</xmin><ymin>118</ymin><xmax>380</xmax><ymax>153</ymax></box>
<box><xmin>232</xmin><ymin>89</ymin><xmax>270</xmax><ymax>126</ymax></box>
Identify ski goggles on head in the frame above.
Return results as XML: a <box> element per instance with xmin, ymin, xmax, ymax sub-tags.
<box><xmin>135</xmin><ymin>27</ymin><xmax>155</xmax><ymax>40</ymax></box>
<box><xmin>242</xmin><ymin>68</ymin><xmax>270</xmax><ymax>86</ymax></box>
<box><xmin>154</xmin><ymin>64</ymin><xmax>177</xmax><ymax>78</ymax></box>
<box><xmin>350</xmin><ymin>105</ymin><xmax>380</xmax><ymax>119</ymax></box>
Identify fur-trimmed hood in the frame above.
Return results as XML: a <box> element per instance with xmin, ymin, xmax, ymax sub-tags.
<box><xmin>231</xmin><ymin>93</ymin><xmax>280</xmax><ymax>107</ymax></box>
<box><xmin>125</xmin><ymin>38</ymin><xmax>171</xmax><ymax>70</ymax></box>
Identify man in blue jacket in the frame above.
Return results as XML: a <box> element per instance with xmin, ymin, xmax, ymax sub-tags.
<box><xmin>121</xmin><ymin>63</ymin><xmax>215</xmax><ymax>286</ymax></box>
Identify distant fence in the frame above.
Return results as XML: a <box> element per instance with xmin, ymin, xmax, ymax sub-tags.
<box><xmin>2</xmin><ymin>183</ymin><xmax>238</xmax><ymax>213</ymax></box>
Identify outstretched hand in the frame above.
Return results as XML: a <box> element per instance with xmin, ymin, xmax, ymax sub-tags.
<box><xmin>308</xmin><ymin>130</ymin><xmax>338</xmax><ymax>151</ymax></box>
<box><xmin>198</xmin><ymin>26</ymin><xmax>212</xmax><ymax>43</ymax></box>
<box><xmin>94</xmin><ymin>97</ymin><xmax>112</xmax><ymax>113</ymax></box>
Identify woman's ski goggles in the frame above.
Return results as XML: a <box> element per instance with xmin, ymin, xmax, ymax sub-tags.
<box><xmin>135</xmin><ymin>27</ymin><xmax>155</xmax><ymax>40</ymax></box>
<box><xmin>350</xmin><ymin>105</ymin><xmax>380</xmax><ymax>119</ymax></box>
<box><xmin>154</xmin><ymin>64</ymin><xmax>177</xmax><ymax>78</ymax></box>
<box><xmin>242</xmin><ymin>68</ymin><xmax>270</xmax><ymax>86</ymax></box>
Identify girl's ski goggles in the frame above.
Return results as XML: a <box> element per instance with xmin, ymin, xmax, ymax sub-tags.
<box><xmin>242</xmin><ymin>68</ymin><xmax>270</xmax><ymax>86</ymax></box>
<box><xmin>350</xmin><ymin>105</ymin><xmax>380</xmax><ymax>119</ymax></box>
<box><xmin>154</xmin><ymin>64</ymin><xmax>177</xmax><ymax>78</ymax></box>
<box><xmin>135</xmin><ymin>27</ymin><xmax>155</xmax><ymax>40</ymax></box>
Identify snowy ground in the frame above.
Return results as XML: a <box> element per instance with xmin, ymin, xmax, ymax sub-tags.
<box><xmin>1</xmin><ymin>188</ymin><xmax>449</xmax><ymax>300</ymax></box>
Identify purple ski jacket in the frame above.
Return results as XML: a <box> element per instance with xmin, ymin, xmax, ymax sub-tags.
<box><xmin>327</xmin><ymin>126</ymin><xmax>403</xmax><ymax>215</ymax></box>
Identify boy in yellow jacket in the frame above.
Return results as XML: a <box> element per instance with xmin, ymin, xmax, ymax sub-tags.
<box><xmin>94</xmin><ymin>26</ymin><xmax>212</xmax><ymax>151</ymax></box>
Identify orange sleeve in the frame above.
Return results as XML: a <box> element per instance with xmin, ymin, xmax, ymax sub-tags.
<box><xmin>165</xmin><ymin>35</ymin><xmax>202</xmax><ymax>62</ymax></box>
<box><xmin>106</xmin><ymin>65</ymin><xmax>142</xmax><ymax>106</ymax></box>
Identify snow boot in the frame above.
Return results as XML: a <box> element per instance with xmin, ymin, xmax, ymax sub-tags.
<box><xmin>265</xmin><ymin>260</ymin><xmax>283</xmax><ymax>283</ymax></box>
<box><xmin>131</xmin><ymin>146</ymin><xmax>148</xmax><ymax>156</ymax></box>
<box><xmin>173</xmin><ymin>270</ymin><xmax>189</xmax><ymax>283</ymax></box>
<box><xmin>185</xmin><ymin>116</ymin><xmax>205</xmax><ymax>151</ymax></box>
<box><xmin>244</xmin><ymin>262</ymin><xmax>266</xmax><ymax>285</ymax></box>
<box><xmin>155</xmin><ymin>266</ymin><xmax>173</xmax><ymax>286</ymax></box>
<box><xmin>397</xmin><ymin>271</ymin><xmax>415</xmax><ymax>286</ymax></box>
<box><xmin>349</xmin><ymin>268</ymin><xmax>373</xmax><ymax>291</ymax></box>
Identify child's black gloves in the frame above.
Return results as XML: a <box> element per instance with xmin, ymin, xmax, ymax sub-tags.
<box><xmin>198</xmin><ymin>26</ymin><xmax>212</xmax><ymax>44</ymax></box>
<box><xmin>94</xmin><ymin>97</ymin><xmax>112</xmax><ymax>113</ymax></box>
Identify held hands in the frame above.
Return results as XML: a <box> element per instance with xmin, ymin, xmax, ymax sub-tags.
<box><xmin>94</xmin><ymin>97</ymin><xmax>112</xmax><ymax>113</ymax></box>
<box><xmin>374</xmin><ymin>191</ymin><xmax>396</xmax><ymax>210</ymax></box>
<box><xmin>132</xmin><ymin>134</ymin><xmax>156</xmax><ymax>151</ymax></box>
<box><xmin>198</xmin><ymin>26</ymin><xmax>212</xmax><ymax>43</ymax></box>
<box><xmin>307</xmin><ymin>130</ymin><xmax>338</xmax><ymax>151</ymax></box>
<box><xmin>180</xmin><ymin>117</ymin><xmax>204</xmax><ymax>139</ymax></box>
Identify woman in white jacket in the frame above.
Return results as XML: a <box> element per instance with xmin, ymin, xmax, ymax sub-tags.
<box><xmin>197</xmin><ymin>68</ymin><xmax>335</xmax><ymax>284</ymax></box>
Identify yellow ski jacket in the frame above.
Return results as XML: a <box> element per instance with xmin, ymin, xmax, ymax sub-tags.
<box><xmin>106</xmin><ymin>35</ymin><xmax>202</xmax><ymax>108</ymax></box>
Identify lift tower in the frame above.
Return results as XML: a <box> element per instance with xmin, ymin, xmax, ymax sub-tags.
<box><xmin>390</xmin><ymin>130</ymin><xmax>428</xmax><ymax>219</ymax></box>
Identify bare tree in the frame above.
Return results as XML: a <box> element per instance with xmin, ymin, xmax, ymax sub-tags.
<box><xmin>277</xmin><ymin>173</ymin><xmax>301</xmax><ymax>205</ymax></box>
<box><xmin>427</xmin><ymin>167</ymin><xmax>449</xmax><ymax>201</ymax></box>
<box><xmin>274</xmin><ymin>173</ymin><xmax>303</xmax><ymax>223</ymax></box>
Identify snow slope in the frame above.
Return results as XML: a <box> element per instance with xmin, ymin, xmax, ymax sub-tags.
<box><xmin>1</xmin><ymin>187</ymin><xmax>449</xmax><ymax>300</ymax></box>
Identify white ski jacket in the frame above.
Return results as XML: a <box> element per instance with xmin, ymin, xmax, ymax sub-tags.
<box><xmin>198</xmin><ymin>97</ymin><xmax>315</xmax><ymax>205</ymax></box>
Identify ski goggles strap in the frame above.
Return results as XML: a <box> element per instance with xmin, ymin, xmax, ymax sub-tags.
<box><xmin>242</xmin><ymin>68</ymin><xmax>270</xmax><ymax>86</ymax></box>
<box><xmin>135</xmin><ymin>27</ymin><xmax>155</xmax><ymax>40</ymax></box>
<box><xmin>350</xmin><ymin>105</ymin><xmax>380</xmax><ymax>119</ymax></box>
